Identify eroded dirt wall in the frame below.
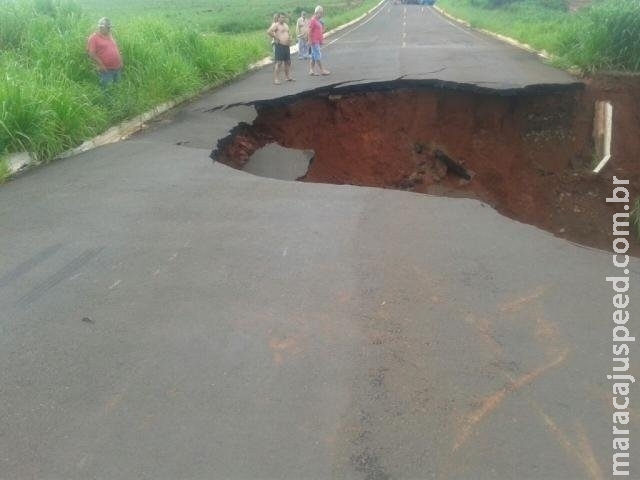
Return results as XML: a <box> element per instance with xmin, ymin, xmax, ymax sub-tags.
<box><xmin>214</xmin><ymin>81</ymin><xmax>640</xmax><ymax>254</ymax></box>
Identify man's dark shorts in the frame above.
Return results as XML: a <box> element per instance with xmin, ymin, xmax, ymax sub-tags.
<box><xmin>274</xmin><ymin>43</ymin><xmax>291</xmax><ymax>63</ymax></box>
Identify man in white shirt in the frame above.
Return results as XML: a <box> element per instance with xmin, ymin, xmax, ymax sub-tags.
<box><xmin>296</xmin><ymin>11</ymin><xmax>310</xmax><ymax>60</ymax></box>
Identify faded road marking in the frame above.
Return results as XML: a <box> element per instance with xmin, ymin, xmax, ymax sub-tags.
<box><xmin>534</xmin><ymin>404</ymin><xmax>603</xmax><ymax>480</ymax></box>
<box><xmin>108</xmin><ymin>280</ymin><xmax>122</xmax><ymax>290</ymax></box>
<box><xmin>534</xmin><ymin>316</ymin><xmax>567</xmax><ymax>358</ymax></box>
<box><xmin>453</xmin><ymin>349</ymin><xmax>570</xmax><ymax>452</ymax></box>
<box><xmin>575</xmin><ymin>423</ymin><xmax>604</xmax><ymax>480</ymax></box>
<box><xmin>535</xmin><ymin>316</ymin><xmax>560</xmax><ymax>343</ymax></box>
<box><xmin>498</xmin><ymin>286</ymin><xmax>546</xmax><ymax>313</ymax></box>
<box><xmin>429</xmin><ymin>6</ymin><xmax>483</xmax><ymax>41</ymax></box>
<box><xmin>460</xmin><ymin>305</ymin><xmax>592</xmax><ymax>475</ymax></box>
<box><xmin>269</xmin><ymin>333</ymin><xmax>303</xmax><ymax>365</ymax></box>
<box><xmin>325</xmin><ymin>0</ymin><xmax>388</xmax><ymax>47</ymax></box>
<box><xmin>464</xmin><ymin>314</ymin><xmax>502</xmax><ymax>356</ymax></box>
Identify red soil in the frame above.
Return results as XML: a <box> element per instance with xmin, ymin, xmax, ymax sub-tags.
<box><xmin>216</xmin><ymin>75</ymin><xmax>640</xmax><ymax>255</ymax></box>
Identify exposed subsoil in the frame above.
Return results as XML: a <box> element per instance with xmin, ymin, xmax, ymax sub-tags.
<box><xmin>214</xmin><ymin>75</ymin><xmax>640</xmax><ymax>255</ymax></box>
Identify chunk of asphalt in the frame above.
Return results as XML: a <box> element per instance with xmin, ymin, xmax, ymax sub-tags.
<box><xmin>243</xmin><ymin>143</ymin><xmax>314</xmax><ymax>181</ymax></box>
<box><xmin>434</xmin><ymin>149</ymin><xmax>473</xmax><ymax>181</ymax></box>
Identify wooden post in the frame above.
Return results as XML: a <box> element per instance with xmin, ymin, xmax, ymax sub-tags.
<box><xmin>592</xmin><ymin>101</ymin><xmax>613</xmax><ymax>174</ymax></box>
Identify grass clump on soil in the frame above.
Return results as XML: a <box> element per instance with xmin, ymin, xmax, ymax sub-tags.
<box><xmin>0</xmin><ymin>157</ymin><xmax>9</xmax><ymax>183</ymax></box>
<box><xmin>437</xmin><ymin>0</ymin><xmax>640</xmax><ymax>73</ymax></box>
<box><xmin>0</xmin><ymin>0</ymin><xmax>378</xmax><ymax>179</ymax></box>
<box><xmin>632</xmin><ymin>198</ymin><xmax>640</xmax><ymax>240</ymax></box>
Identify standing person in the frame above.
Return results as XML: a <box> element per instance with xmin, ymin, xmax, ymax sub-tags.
<box><xmin>270</xmin><ymin>13</ymin><xmax>279</xmax><ymax>59</ymax></box>
<box><xmin>267</xmin><ymin>13</ymin><xmax>294</xmax><ymax>84</ymax></box>
<box><xmin>87</xmin><ymin>17</ymin><xmax>123</xmax><ymax>87</ymax></box>
<box><xmin>295</xmin><ymin>11</ymin><xmax>309</xmax><ymax>60</ymax></box>
<box><xmin>308</xmin><ymin>6</ymin><xmax>330</xmax><ymax>76</ymax></box>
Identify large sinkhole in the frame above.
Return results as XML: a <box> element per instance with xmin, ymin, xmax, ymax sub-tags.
<box><xmin>212</xmin><ymin>82</ymin><xmax>640</xmax><ymax>254</ymax></box>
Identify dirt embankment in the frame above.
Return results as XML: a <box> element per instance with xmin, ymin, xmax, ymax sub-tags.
<box><xmin>215</xmin><ymin>75</ymin><xmax>640</xmax><ymax>255</ymax></box>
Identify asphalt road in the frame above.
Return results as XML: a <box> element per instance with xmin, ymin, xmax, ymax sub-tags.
<box><xmin>1</xmin><ymin>2</ymin><xmax>638</xmax><ymax>479</ymax></box>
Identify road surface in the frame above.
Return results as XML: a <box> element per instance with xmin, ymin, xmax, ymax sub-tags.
<box><xmin>1</xmin><ymin>2</ymin><xmax>637</xmax><ymax>479</ymax></box>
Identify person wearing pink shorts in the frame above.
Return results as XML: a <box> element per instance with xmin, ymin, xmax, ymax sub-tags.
<box><xmin>308</xmin><ymin>6</ymin><xmax>330</xmax><ymax>76</ymax></box>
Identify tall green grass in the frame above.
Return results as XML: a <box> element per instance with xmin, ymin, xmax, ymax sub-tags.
<box><xmin>0</xmin><ymin>0</ymin><xmax>378</xmax><ymax>178</ymax></box>
<box><xmin>438</xmin><ymin>0</ymin><xmax>640</xmax><ymax>72</ymax></box>
<box><xmin>0</xmin><ymin>158</ymin><xmax>9</xmax><ymax>180</ymax></box>
<box><xmin>0</xmin><ymin>0</ymin><xmax>264</xmax><ymax>167</ymax></box>
<box><xmin>438</xmin><ymin>0</ymin><xmax>570</xmax><ymax>53</ymax></box>
<box><xmin>560</xmin><ymin>0</ymin><xmax>640</xmax><ymax>72</ymax></box>
<box><xmin>0</xmin><ymin>1</ymin><xmax>105</xmax><ymax>161</ymax></box>
<box><xmin>632</xmin><ymin>198</ymin><xmax>640</xmax><ymax>240</ymax></box>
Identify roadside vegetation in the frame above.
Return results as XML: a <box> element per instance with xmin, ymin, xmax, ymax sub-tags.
<box><xmin>437</xmin><ymin>0</ymin><xmax>640</xmax><ymax>72</ymax></box>
<box><xmin>0</xmin><ymin>0</ymin><xmax>379</xmax><ymax>179</ymax></box>
<box><xmin>437</xmin><ymin>0</ymin><xmax>640</xmax><ymax>242</ymax></box>
<box><xmin>632</xmin><ymin>198</ymin><xmax>640</xmax><ymax>240</ymax></box>
<box><xmin>2</xmin><ymin>0</ymin><xmax>638</xmax><ymax>183</ymax></box>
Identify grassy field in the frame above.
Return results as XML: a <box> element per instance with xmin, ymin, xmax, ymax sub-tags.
<box><xmin>0</xmin><ymin>0</ymin><xmax>379</xmax><ymax>178</ymax></box>
<box><xmin>85</xmin><ymin>0</ymin><xmax>381</xmax><ymax>32</ymax></box>
<box><xmin>78</xmin><ymin>0</ymin><xmax>379</xmax><ymax>33</ymax></box>
<box><xmin>3</xmin><ymin>0</ymin><xmax>638</xmax><ymax>180</ymax></box>
<box><xmin>437</xmin><ymin>0</ymin><xmax>640</xmax><ymax>72</ymax></box>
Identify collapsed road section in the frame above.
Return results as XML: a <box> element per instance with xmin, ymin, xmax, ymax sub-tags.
<box><xmin>212</xmin><ymin>78</ymin><xmax>640</xmax><ymax>255</ymax></box>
